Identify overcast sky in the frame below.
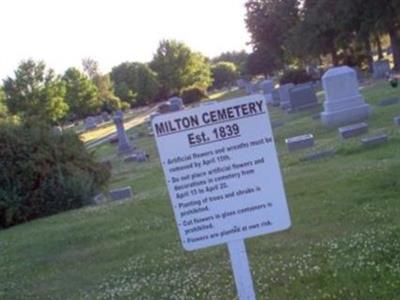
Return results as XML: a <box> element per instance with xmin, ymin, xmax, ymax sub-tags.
<box><xmin>0</xmin><ymin>0</ymin><xmax>251</xmax><ymax>80</ymax></box>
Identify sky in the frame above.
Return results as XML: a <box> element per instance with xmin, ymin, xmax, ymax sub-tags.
<box><xmin>0</xmin><ymin>0</ymin><xmax>251</xmax><ymax>80</ymax></box>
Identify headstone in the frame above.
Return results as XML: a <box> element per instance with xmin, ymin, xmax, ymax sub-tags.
<box><xmin>394</xmin><ymin>116</ymin><xmax>400</xmax><ymax>126</ymax></box>
<box><xmin>109</xmin><ymin>187</ymin><xmax>133</xmax><ymax>201</ymax></box>
<box><xmin>361</xmin><ymin>134</ymin><xmax>388</xmax><ymax>146</ymax></box>
<box><xmin>84</xmin><ymin>116</ymin><xmax>97</xmax><ymax>130</ymax></box>
<box><xmin>285</xmin><ymin>134</ymin><xmax>314</xmax><ymax>152</ymax></box>
<box><xmin>258</xmin><ymin>80</ymin><xmax>274</xmax><ymax>103</ymax></box>
<box><xmin>378</xmin><ymin>97</ymin><xmax>399</xmax><ymax>107</ymax></box>
<box><xmin>338</xmin><ymin>122</ymin><xmax>368</xmax><ymax>139</ymax></box>
<box><xmin>124</xmin><ymin>150</ymin><xmax>148</xmax><ymax>162</ymax></box>
<box><xmin>236</xmin><ymin>79</ymin><xmax>248</xmax><ymax>89</ymax></box>
<box><xmin>95</xmin><ymin>115</ymin><xmax>103</xmax><ymax>125</ymax></box>
<box><xmin>102</xmin><ymin>112</ymin><xmax>111</xmax><ymax>122</ymax></box>
<box><xmin>113</xmin><ymin>111</ymin><xmax>134</xmax><ymax>154</ymax></box>
<box><xmin>279</xmin><ymin>83</ymin><xmax>295</xmax><ymax>109</ymax></box>
<box><xmin>244</xmin><ymin>82</ymin><xmax>256</xmax><ymax>95</ymax></box>
<box><xmin>168</xmin><ymin>97</ymin><xmax>184</xmax><ymax>110</ymax></box>
<box><xmin>288</xmin><ymin>83</ymin><xmax>318</xmax><ymax>112</ymax></box>
<box><xmin>300</xmin><ymin>149</ymin><xmax>336</xmax><ymax>162</ymax></box>
<box><xmin>271</xmin><ymin>89</ymin><xmax>280</xmax><ymax>106</ymax></box>
<box><xmin>321</xmin><ymin>66</ymin><xmax>371</xmax><ymax>127</ymax></box>
<box><xmin>93</xmin><ymin>193</ymin><xmax>106</xmax><ymax>205</ymax></box>
<box><xmin>373</xmin><ymin>60</ymin><xmax>391</xmax><ymax>79</ymax></box>
<box><xmin>158</xmin><ymin>103</ymin><xmax>171</xmax><ymax>114</ymax></box>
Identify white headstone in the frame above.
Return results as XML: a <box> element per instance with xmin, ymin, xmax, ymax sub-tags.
<box><xmin>321</xmin><ymin>66</ymin><xmax>371</xmax><ymax>127</ymax></box>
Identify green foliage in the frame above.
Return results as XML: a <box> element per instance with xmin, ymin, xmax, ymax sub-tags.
<box><xmin>120</xmin><ymin>101</ymin><xmax>131</xmax><ymax>111</ymax></box>
<box><xmin>0</xmin><ymin>122</ymin><xmax>110</xmax><ymax>229</ymax></box>
<box><xmin>150</xmin><ymin>40</ymin><xmax>212</xmax><ymax>95</ymax></box>
<box><xmin>181</xmin><ymin>87</ymin><xmax>208</xmax><ymax>105</ymax></box>
<box><xmin>3</xmin><ymin>59</ymin><xmax>68</xmax><ymax>124</ymax></box>
<box><xmin>63</xmin><ymin>68</ymin><xmax>100</xmax><ymax>119</ymax></box>
<box><xmin>279</xmin><ymin>69</ymin><xmax>313</xmax><ymax>85</ymax></box>
<box><xmin>0</xmin><ymin>88</ymin><xmax>7</xmax><ymax>117</ymax></box>
<box><xmin>245</xmin><ymin>0</ymin><xmax>299</xmax><ymax>74</ymax></box>
<box><xmin>211</xmin><ymin>62</ymin><xmax>239</xmax><ymax>89</ymax></box>
<box><xmin>212</xmin><ymin>50</ymin><xmax>249</xmax><ymax>75</ymax></box>
<box><xmin>111</xmin><ymin>62</ymin><xmax>160</xmax><ymax>106</ymax></box>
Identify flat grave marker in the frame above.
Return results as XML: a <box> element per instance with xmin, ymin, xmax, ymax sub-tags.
<box><xmin>361</xmin><ymin>134</ymin><xmax>388</xmax><ymax>147</ymax></box>
<box><xmin>109</xmin><ymin>187</ymin><xmax>133</xmax><ymax>201</ymax></box>
<box><xmin>338</xmin><ymin>122</ymin><xmax>368</xmax><ymax>139</ymax></box>
<box><xmin>285</xmin><ymin>134</ymin><xmax>314</xmax><ymax>152</ymax></box>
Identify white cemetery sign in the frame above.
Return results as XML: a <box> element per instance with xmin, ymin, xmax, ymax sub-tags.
<box><xmin>152</xmin><ymin>95</ymin><xmax>291</xmax><ymax>299</ymax></box>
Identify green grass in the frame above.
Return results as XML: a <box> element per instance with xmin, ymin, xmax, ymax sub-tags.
<box><xmin>1</xmin><ymin>81</ymin><xmax>400</xmax><ymax>299</ymax></box>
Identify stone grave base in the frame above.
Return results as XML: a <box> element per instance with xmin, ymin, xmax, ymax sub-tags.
<box><xmin>321</xmin><ymin>104</ymin><xmax>371</xmax><ymax>128</ymax></box>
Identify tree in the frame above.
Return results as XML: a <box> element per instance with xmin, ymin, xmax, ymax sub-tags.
<box><xmin>245</xmin><ymin>0</ymin><xmax>299</xmax><ymax>74</ymax></box>
<box><xmin>212</xmin><ymin>50</ymin><xmax>249</xmax><ymax>75</ymax></box>
<box><xmin>211</xmin><ymin>62</ymin><xmax>239</xmax><ymax>89</ymax></box>
<box><xmin>62</xmin><ymin>68</ymin><xmax>101</xmax><ymax>119</ymax></box>
<box><xmin>0</xmin><ymin>88</ymin><xmax>6</xmax><ymax>116</ymax></box>
<box><xmin>111</xmin><ymin>62</ymin><xmax>160</xmax><ymax>106</ymax></box>
<box><xmin>3</xmin><ymin>60</ymin><xmax>68</xmax><ymax>124</ymax></box>
<box><xmin>150</xmin><ymin>40</ymin><xmax>212</xmax><ymax>96</ymax></box>
<box><xmin>81</xmin><ymin>58</ymin><xmax>122</xmax><ymax>111</ymax></box>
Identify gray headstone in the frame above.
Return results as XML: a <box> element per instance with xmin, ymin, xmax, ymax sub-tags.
<box><xmin>244</xmin><ymin>82</ymin><xmax>256</xmax><ymax>95</ymax></box>
<box><xmin>321</xmin><ymin>66</ymin><xmax>371</xmax><ymax>127</ymax></box>
<box><xmin>271</xmin><ymin>89</ymin><xmax>280</xmax><ymax>106</ymax></box>
<box><xmin>123</xmin><ymin>150</ymin><xmax>148</xmax><ymax>163</ymax></box>
<box><xmin>361</xmin><ymin>134</ymin><xmax>388</xmax><ymax>146</ymax></box>
<box><xmin>338</xmin><ymin>122</ymin><xmax>368</xmax><ymax>139</ymax></box>
<box><xmin>102</xmin><ymin>112</ymin><xmax>111</xmax><ymax>122</ymax></box>
<box><xmin>93</xmin><ymin>193</ymin><xmax>106</xmax><ymax>205</ymax></box>
<box><xmin>285</xmin><ymin>134</ymin><xmax>314</xmax><ymax>152</ymax></box>
<box><xmin>279</xmin><ymin>83</ymin><xmax>295</xmax><ymax>109</ymax></box>
<box><xmin>84</xmin><ymin>116</ymin><xmax>97</xmax><ymax>130</ymax></box>
<box><xmin>158</xmin><ymin>103</ymin><xmax>171</xmax><ymax>114</ymax></box>
<box><xmin>168</xmin><ymin>97</ymin><xmax>184</xmax><ymax>110</ymax></box>
<box><xmin>169</xmin><ymin>103</ymin><xmax>181</xmax><ymax>112</ymax></box>
<box><xmin>109</xmin><ymin>187</ymin><xmax>133</xmax><ymax>201</ymax></box>
<box><xmin>237</xmin><ymin>79</ymin><xmax>248</xmax><ymax>89</ymax></box>
<box><xmin>378</xmin><ymin>97</ymin><xmax>399</xmax><ymax>107</ymax></box>
<box><xmin>288</xmin><ymin>83</ymin><xmax>318</xmax><ymax>112</ymax></box>
<box><xmin>95</xmin><ymin>115</ymin><xmax>104</xmax><ymax>125</ymax></box>
<box><xmin>113</xmin><ymin>111</ymin><xmax>133</xmax><ymax>154</ymax></box>
<box><xmin>258</xmin><ymin>80</ymin><xmax>274</xmax><ymax>103</ymax></box>
<box><xmin>300</xmin><ymin>149</ymin><xmax>336</xmax><ymax>162</ymax></box>
<box><xmin>393</xmin><ymin>116</ymin><xmax>400</xmax><ymax>126</ymax></box>
<box><xmin>373</xmin><ymin>60</ymin><xmax>391</xmax><ymax>79</ymax></box>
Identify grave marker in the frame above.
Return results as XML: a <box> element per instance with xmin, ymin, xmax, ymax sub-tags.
<box><xmin>285</xmin><ymin>134</ymin><xmax>314</xmax><ymax>152</ymax></box>
<box><xmin>338</xmin><ymin>122</ymin><xmax>368</xmax><ymax>139</ymax></box>
<box><xmin>361</xmin><ymin>134</ymin><xmax>388</xmax><ymax>147</ymax></box>
<box><xmin>152</xmin><ymin>95</ymin><xmax>291</xmax><ymax>299</ymax></box>
<box><xmin>109</xmin><ymin>187</ymin><xmax>133</xmax><ymax>201</ymax></box>
<box><xmin>113</xmin><ymin>111</ymin><xmax>134</xmax><ymax>154</ymax></box>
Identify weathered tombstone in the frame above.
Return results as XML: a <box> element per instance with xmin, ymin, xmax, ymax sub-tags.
<box><xmin>285</xmin><ymin>134</ymin><xmax>314</xmax><ymax>152</ymax></box>
<box><xmin>113</xmin><ymin>111</ymin><xmax>133</xmax><ymax>154</ymax></box>
<box><xmin>93</xmin><ymin>193</ymin><xmax>106</xmax><ymax>205</ymax></box>
<box><xmin>394</xmin><ymin>116</ymin><xmax>400</xmax><ymax>126</ymax></box>
<box><xmin>158</xmin><ymin>102</ymin><xmax>171</xmax><ymax>114</ymax></box>
<box><xmin>84</xmin><ymin>116</ymin><xmax>97</xmax><ymax>130</ymax></box>
<box><xmin>378</xmin><ymin>97</ymin><xmax>399</xmax><ymax>107</ymax></box>
<box><xmin>259</xmin><ymin>80</ymin><xmax>274</xmax><ymax>103</ymax></box>
<box><xmin>321</xmin><ymin>66</ymin><xmax>371</xmax><ymax>127</ymax></box>
<box><xmin>109</xmin><ymin>187</ymin><xmax>133</xmax><ymax>201</ymax></box>
<box><xmin>373</xmin><ymin>60</ymin><xmax>391</xmax><ymax>79</ymax></box>
<box><xmin>288</xmin><ymin>83</ymin><xmax>318</xmax><ymax>112</ymax></box>
<box><xmin>300</xmin><ymin>149</ymin><xmax>336</xmax><ymax>162</ymax></box>
<box><xmin>236</xmin><ymin>79</ymin><xmax>247</xmax><ymax>89</ymax></box>
<box><xmin>168</xmin><ymin>97</ymin><xmax>184</xmax><ymax>110</ymax></box>
<box><xmin>279</xmin><ymin>83</ymin><xmax>295</xmax><ymax>109</ymax></box>
<box><xmin>271</xmin><ymin>89</ymin><xmax>280</xmax><ymax>106</ymax></box>
<box><xmin>361</xmin><ymin>134</ymin><xmax>388</xmax><ymax>146</ymax></box>
<box><xmin>102</xmin><ymin>112</ymin><xmax>111</xmax><ymax>122</ymax></box>
<box><xmin>95</xmin><ymin>115</ymin><xmax>104</xmax><ymax>125</ymax></box>
<box><xmin>244</xmin><ymin>82</ymin><xmax>256</xmax><ymax>95</ymax></box>
<box><xmin>338</xmin><ymin>122</ymin><xmax>368</xmax><ymax>139</ymax></box>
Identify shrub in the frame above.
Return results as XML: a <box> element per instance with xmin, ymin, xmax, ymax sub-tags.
<box><xmin>181</xmin><ymin>87</ymin><xmax>208</xmax><ymax>105</ymax></box>
<box><xmin>0</xmin><ymin>122</ymin><xmax>110</xmax><ymax>229</ymax></box>
<box><xmin>280</xmin><ymin>69</ymin><xmax>313</xmax><ymax>85</ymax></box>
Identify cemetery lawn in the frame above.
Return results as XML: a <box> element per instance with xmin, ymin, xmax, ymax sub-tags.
<box><xmin>1</xmin><ymin>81</ymin><xmax>400</xmax><ymax>299</ymax></box>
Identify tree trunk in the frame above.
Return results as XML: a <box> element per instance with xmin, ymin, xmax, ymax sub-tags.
<box><xmin>364</xmin><ymin>36</ymin><xmax>374</xmax><ymax>73</ymax></box>
<box><xmin>331</xmin><ymin>49</ymin><xmax>338</xmax><ymax>66</ymax></box>
<box><xmin>375</xmin><ymin>36</ymin><xmax>384</xmax><ymax>60</ymax></box>
<box><xmin>388</xmin><ymin>27</ymin><xmax>400</xmax><ymax>71</ymax></box>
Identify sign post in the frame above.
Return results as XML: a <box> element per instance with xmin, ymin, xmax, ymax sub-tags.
<box><xmin>152</xmin><ymin>95</ymin><xmax>291</xmax><ymax>299</ymax></box>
